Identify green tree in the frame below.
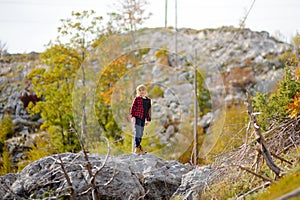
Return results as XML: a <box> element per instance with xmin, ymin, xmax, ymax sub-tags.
<box><xmin>55</xmin><ymin>10</ymin><xmax>104</xmax><ymax>148</ymax></box>
<box><xmin>27</xmin><ymin>10</ymin><xmax>104</xmax><ymax>152</ymax></box>
<box><xmin>253</xmin><ymin>34</ymin><xmax>300</xmax><ymax>129</ymax></box>
<box><xmin>27</xmin><ymin>45</ymin><xmax>81</xmax><ymax>152</ymax></box>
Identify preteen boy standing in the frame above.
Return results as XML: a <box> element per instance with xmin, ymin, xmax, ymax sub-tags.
<box><xmin>130</xmin><ymin>84</ymin><xmax>151</xmax><ymax>155</ymax></box>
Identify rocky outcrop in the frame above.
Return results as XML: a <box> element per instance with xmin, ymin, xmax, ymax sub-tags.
<box><xmin>0</xmin><ymin>27</ymin><xmax>292</xmax><ymax>163</ymax></box>
<box><xmin>1</xmin><ymin>153</ymin><xmax>214</xmax><ymax>199</ymax></box>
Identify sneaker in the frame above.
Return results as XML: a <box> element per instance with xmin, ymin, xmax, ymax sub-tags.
<box><xmin>139</xmin><ymin>145</ymin><xmax>147</xmax><ymax>155</ymax></box>
<box><xmin>134</xmin><ymin>147</ymin><xmax>141</xmax><ymax>154</ymax></box>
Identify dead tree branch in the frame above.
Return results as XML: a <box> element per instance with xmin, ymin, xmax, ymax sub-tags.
<box><xmin>236</xmin><ymin>181</ymin><xmax>271</xmax><ymax>200</ymax></box>
<box><xmin>245</xmin><ymin>91</ymin><xmax>282</xmax><ymax>177</ymax></box>
<box><xmin>55</xmin><ymin>156</ymin><xmax>78</xmax><ymax>200</ymax></box>
<box><xmin>270</xmin><ymin>152</ymin><xmax>293</xmax><ymax>166</ymax></box>
<box><xmin>235</xmin><ymin>164</ymin><xmax>273</xmax><ymax>182</ymax></box>
<box><xmin>0</xmin><ymin>182</ymin><xmax>26</xmax><ymax>200</ymax></box>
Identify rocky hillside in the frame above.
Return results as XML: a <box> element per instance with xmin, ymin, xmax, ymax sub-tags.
<box><xmin>0</xmin><ymin>26</ymin><xmax>291</xmax><ymax>161</ymax></box>
<box><xmin>0</xmin><ymin>26</ymin><xmax>296</xmax><ymax>199</ymax></box>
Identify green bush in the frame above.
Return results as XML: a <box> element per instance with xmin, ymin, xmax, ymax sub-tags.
<box><xmin>253</xmin><ymin>66</ymin><xmax>300</xmax><ymax>130</ymax></box>
<box><xmin>149</xmin><ymin>85</ymin><xmax>164</xmax><ymax>98</ymax></box>
<box><xmin>0</xmin><ymin>116</ymin><xmax>13</xmax><ymax>153</ymax></box>
<box><xmin>253</xmin><ymin>35</ymin><xmax>300</xmax><ymax>129</ymax></box>
<box><xmin>0</xmin><ymin>147</ymin><xmax>12</xmax><ymax>175</ymax></box>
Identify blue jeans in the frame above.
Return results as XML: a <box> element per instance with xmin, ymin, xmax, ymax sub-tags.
<box><xmin>134</xmin><ymin>124</ymin><xmax>144</xmax><ymax>147</ymax></box>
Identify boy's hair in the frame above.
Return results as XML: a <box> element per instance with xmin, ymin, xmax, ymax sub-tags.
<box><xmin>136</xmin><ymin>84</ymin><xmax>147</xmax><ymax>95</ymax></box>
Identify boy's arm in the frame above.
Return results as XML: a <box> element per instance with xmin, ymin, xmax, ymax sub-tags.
<box><xmin>130</xmin><ymin>97</ymin><xmax>137</xmax><ymax>118</ymax></box>
<box><xmin>146</xmin><ymin>99</ymin><xmax>151</xmax><ymax>122</ymax></box>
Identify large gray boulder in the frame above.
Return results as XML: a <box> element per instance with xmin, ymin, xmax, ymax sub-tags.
<box><xmin>1</xmin><ymin>153</ymin><xmax>214</xmax><ymax>199</ymax></box>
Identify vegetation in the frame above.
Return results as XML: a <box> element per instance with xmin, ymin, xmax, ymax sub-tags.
<box><xmin>256</xmin><ymin>168</ymin><xmax>300</xmax><ymax>200</ymax></box>
<box><xmin>208</xmin><ymin>103</ymin><xmax>248</xmax><ymax>157</ymax></box>
<box><xmin>1</xmin><ymin>2</ymin><xmax>300</xmax><ymax>199</ymax></box>
<box><xmin>0</xmin><ymin>116</ymin><xmax>14</xmax><ymax>175</ymax></box>
<box><xmin>148</xmin><ymin>85</ymin><xmax>164</xmax><ymax>98</ymax></box>
<box><xmin>0</xmin><ymin>116</ymin><xmax>13</xmax><ymax>153</ymax></box>
<box><xmin>202</xmin><ymin>34</ymin><xmax>300</xmax><ymax>199</ymax></box>
<box><xmin>17</xmin><ymin>134</ymin><xmax>57</xmax><ymax>171</ymax></box>
<box><xmin>26</xmin><ymin>45</ymin><xmax>81</xmax><ymax>153</ymax></box>
<box><xmin>253</xmin><ymin>45</ymin><xmax>300</xmax><ymax>130</ymax></box>
<box><xmin>196</xmin><ymin>69</ymin><xmax>211</xmax><ymax>117</ymax></box>
<box><xmin>0</xmin><ymin>147</ymin><xmax>12</xmax><ymax>176</ymax></box>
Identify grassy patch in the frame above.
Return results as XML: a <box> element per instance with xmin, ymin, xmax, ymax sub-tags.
<box><xmin>256</xmin><ymin>169</ymin><xmax>300</xmax><ymax>200</ymax></box>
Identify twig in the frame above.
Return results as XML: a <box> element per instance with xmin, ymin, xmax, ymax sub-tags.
<box><xmin>101</xmin><ymin>166</ymin><xmax>117</xmax><ymax>186</ymax></box>
<box><xmin>236</xmin><ymin>181</ymin><xmax>271</xmax><ymax>200</ymax></box>
<box><xmin>137</xmin><ymin>189</ymin><xmax>150</xmax><ymax>200</ymax></box>
<box><xmin>270</xmin><ymin>152</ymin><xmax>293</xmax><ymax>166</ymax></box>
<box><xmin>0</xmin><ymin>182</ymin><xmax>26</xmax><ymax>200</ymax></box>
<box><xmin>234</xmin><ymin>164</ymin><xmax>273</xmax><ymax>182</ymax></box>
<box><xmin>90</xmin><ymin>137</ymin><xmax>110</xmax><ymax>185</ymax></box>
<box><xmin>55</xmin><ymin>156</ymin><xmax>78</xmax><ymax>200</ymax></box>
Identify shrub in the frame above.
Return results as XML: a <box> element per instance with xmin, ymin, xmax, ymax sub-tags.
<box><xmin>0</xmin><ymin>116</ymin><xmax>14</xmax><ymax>153</ymax></box>
<box><xmin>0</xmin><ymin>147</ymin><xmax>12</xmax><ymax>175</ymax></box>
<box><xmin>149</xmin><ymin>85</ymin><xmax>164</xmax><ymax>98</ymax></box>
<box><xmin>253</xmin><ymin>65</ymin><xmax>300</xmax><ymax>130</ymax></box>
<box><xmin>18</xmin><ymin>134</ymin><xmax>57</xmax><ymax>171</ymax></box>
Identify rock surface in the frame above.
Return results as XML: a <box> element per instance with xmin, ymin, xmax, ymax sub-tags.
<box><xmin>1</xmin><ymin>152</ymin><xmax>214</xmax><ymax>199</ymax></box>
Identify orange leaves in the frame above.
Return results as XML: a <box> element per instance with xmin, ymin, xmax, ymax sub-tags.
<box><xmin>288</xmin><ymin>92</ymin><xmax>300</xmax><ymax>118</ymax></box>
<box><xmin>97</xmin><ymin>55</ymin><xmax>132</xmax><ymax>104</ymax></box>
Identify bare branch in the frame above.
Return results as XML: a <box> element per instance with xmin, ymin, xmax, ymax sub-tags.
<box><xmin>69</xmin><ymin>122</ymin><xmax>113</xmax><ymax>200</ymax></box>
<box><xmin>0</xmin><ymin>182</ymin><xmax>26</xmax><ymax>200</ymax></box>
<box><xmin>103</xmin><ymin>166</ymin><xmax>117</xmax><ymax>186</ymax></box>
<box><xmin>91</xmin><ymin>137</ymin><xmax>110</xmax><ymax>184</ymax></box>
<box><xmin>270</xmin><ymin>152</ymin><xmax>293</xmax><ymax>166</ymax></box>
<box><xmin>245</xmin><ymin>91</ymin><xmax>282</xmax><ymax>176</ymax></box>
<box><xmin>237</xmin><ymin>181</ymin><xmax>271</xmax><ymax>200</ymax></box>
<box><xmin>234</xmin><ymin>164</ymin><xmax>273</xmax><ymax>182</ymax></box>
<box><xmin>54</xmin><ymin>156</ymin><xmax>78</xmax><ymax>200</ymax></box>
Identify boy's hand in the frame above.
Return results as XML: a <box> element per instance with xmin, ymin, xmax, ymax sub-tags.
<box><xmin>131</xmin><ymin>117</ymin><xmax>136</xmax><ymax>124</ymax></box>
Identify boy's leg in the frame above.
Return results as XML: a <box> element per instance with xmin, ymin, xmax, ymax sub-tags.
<box><xmin>134</xmin><ymin>124</ymin><xmax>144</xmax><ymax>146</ymax></box>
<box><xmin>134</xmin><ymin>124</ymin><xmax>144</xmax><ymax>154</ymax></box>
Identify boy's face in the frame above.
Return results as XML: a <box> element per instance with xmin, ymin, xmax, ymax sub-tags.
<box><xmin>139</xmin><ymin>89</ymin><xmax>146</xmax><ymax>97</ymax></box>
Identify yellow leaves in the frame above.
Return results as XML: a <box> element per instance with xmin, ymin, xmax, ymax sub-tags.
<box><xmin>26</xmin><ymin>68</ymin><xmax>46</xmax><ymax>85</ymax></box>
<box><xmin>295</xmin><ymin>67</ymin><xmax>300</xmax><ymax>81</ymax></box>
<box><xmin>288</xmin><ymin>92</ymin><xmax>300</xmax><ymax>118</ymax></box>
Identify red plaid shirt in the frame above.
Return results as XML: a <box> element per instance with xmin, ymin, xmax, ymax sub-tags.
<box><xmin>130</xmin><ymin>96</ymin><xmax>151</xmax><ymax>122</ymax></box>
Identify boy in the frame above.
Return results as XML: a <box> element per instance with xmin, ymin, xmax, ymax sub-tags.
<box><xmin>130</xmin><ymin>84</ymin><xmax>151</xmax><ymax>154</ymax></box>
